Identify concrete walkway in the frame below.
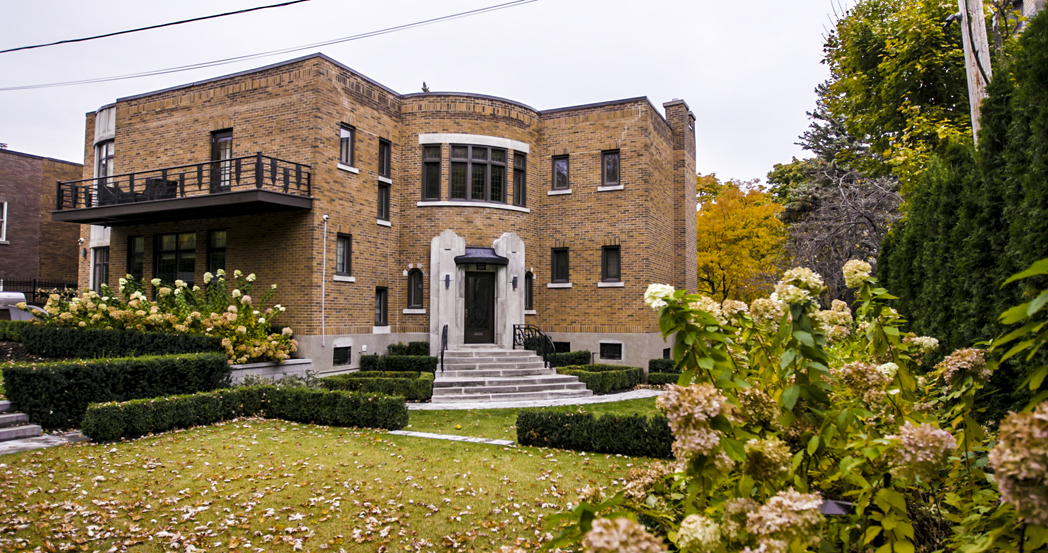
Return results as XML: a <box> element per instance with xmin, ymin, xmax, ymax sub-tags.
<box><xmin>408</xmin><ymin>388</ymin><xmax>661</xmax><ymax>410</ymax></box>
<box><xmin>0</xmin><ymin>431</ymin><xmax>89</xmax><ymax>457</ymax></box>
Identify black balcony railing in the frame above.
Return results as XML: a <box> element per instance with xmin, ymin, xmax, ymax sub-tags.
<box><xmin>55</xmin><ymin>152</ymin><xmax>311</xmax><ymax>211</ymax></box>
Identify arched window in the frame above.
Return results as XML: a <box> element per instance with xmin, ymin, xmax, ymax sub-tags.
<box><xmin>524</xmin><ymin>271</ymin><xmax>534</xmax><ymax>311</ymax></box>
<box><xmin>407</xmin><ymin>269</ymin><xmax>424</xmax><ymax>309</ymax></box>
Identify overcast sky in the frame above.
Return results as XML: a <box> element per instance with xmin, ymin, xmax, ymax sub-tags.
<box><xmin>0</xmin><ymin>0</ymin><xmax>850</xmax><ymax>183</ymax></box>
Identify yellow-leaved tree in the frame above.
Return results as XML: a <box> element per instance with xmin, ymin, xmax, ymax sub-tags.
<box><xmin>696</xmin><ymin>174</ymin><xmax>787</xmax><ymax>301</ymax></box>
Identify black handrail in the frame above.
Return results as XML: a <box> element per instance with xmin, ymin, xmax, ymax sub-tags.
<box><xmin>440</xmin><ymin>324</ymin><xmax>448</xmax><ymax>373</ymax></box>
<box><xmin>512</xmin><ymin>324</ymin><xmax>557</xmax><ymax>369</ymax></box>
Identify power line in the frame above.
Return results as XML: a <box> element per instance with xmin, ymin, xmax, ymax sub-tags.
<box><xmin>0</xmin><ymin>0</ymin><xmax>313</xmax><ymax>55</ymax></box>
<box><xmin>0</xmin><ymin>0</ymin><xmax>536</xmax><ymax>92</ymax></box>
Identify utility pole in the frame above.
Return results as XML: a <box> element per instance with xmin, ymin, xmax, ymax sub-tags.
<box><xmin>958</xmin><ymin>0</ymin><xmax>993</xmax><ymax>145</ymax></box>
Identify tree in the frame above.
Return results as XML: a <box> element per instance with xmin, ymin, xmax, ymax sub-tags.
<box><xmin>695</xmin><ymin>175</ymin><xmax>787</xmax><ymax>302</ymax></box>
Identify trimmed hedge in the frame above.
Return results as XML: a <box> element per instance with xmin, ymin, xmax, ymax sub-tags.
<box><xmin>2</xmin><ymin>353</ymin><xmax>230</xmax><ymax>429</ymax></box>
<box><xmin>556</xmin><ymin>364</ymin><xmax>643</xmax><ymax>394</ymax></box>
<box><xmin>321</xmin><ymin>372</ymin><xmax>434</xmax><ymax>401</ymax></box>
<box><xmin>388</xmin><ymin>342</ymin><xmax>429</xmax><ymax>356</ymax></box>
<box><xmin>0</xmin><ymin>320</ymin><xmax>28</xmax><ymax>342</ymax></box>
<box><xmin>516</xmin><ymin>411</ymin><xmax>673</xmax><ymax>458</ymax></box>
<box><xmin>20</xmin><ymin>326</ymin><xmax>223</xmax><ymax>359</ymax></box>
<box><xmin>550</xmin><ymin>350</ymin><xmax>591</xmax><ymax>367</ymax></box>
<box><xmin>359</xmin><ymin>355</ymin><xmax>438</xmax><ymax>373</ymax></box>
<box><xmin>648</xmin><ymin>359</ymin><xmax>678</xmax><ymax>373</ymax></box>
<box><xmin>81</xmin><ymin>386</ymin><xmax>409</xmax><ymax>442</ymax></box>
<box><xmin>647</xmin><ymin>373</ymin><xmax>682</xmax><ymax>386</ymax></box>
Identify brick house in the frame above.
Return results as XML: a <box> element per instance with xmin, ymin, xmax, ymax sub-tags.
<box><xmin>56</xmin><ymin>53</ymin><xmax>697</xmax><ymax>371</ymax></box>
<box><xmin>0</xmin><ymin>147</ymin><xmax>81</xmax><ymax>290</ymax></box>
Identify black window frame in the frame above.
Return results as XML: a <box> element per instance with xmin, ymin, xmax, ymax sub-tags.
<box><xmin>551</xmin><ymin>248</ymin><xmax>569</xmax><ymax>283</ymax></box>
<box><xmin>378</xmin><ymin>139</ymin><xmax>392</xmax><ymax>179</ymax></box>
<box><xmin>95</xmin><ymin>140</ymin><xmax>114</xmax><ymax>181</ymax></box>
<box><xmin>377</xmin><ymin>181</ymin><xmax>390</xmax><ymax>221</ymax></box>
<box><xmin>375</xmin><ymin>287</ymin><xmax>388</xmax><ymax>326</ymax></box>
<box><xmin>601</xmin><ymin>150</ymin><xmax>620</xmax><ymax>187</ymax></box>
<box><xmin>552</xmin><ymin>155</ymin><xmax>570</xmax><ymax>190</ymax></box>
<box><xmin>449</xmin><ymin>144</ymin><xmax>507</xmax><ymax>203</ymax></box>
<box><xmin>422</xmin><ymin>146</ymin><xmax>441</xmax><ymax>200</ymax></box>
<box><xmin>601</xmin><ymin>245</ymin><xmax>621</xmax><ymax>282</ymax></box>
<box><xmin>553</xmin><ymin>342</ymin><xmax>571</xmax><ymax>354</ymax></box>
<box><xmin>210</xmin><ymin>129</ymin><xmax>233</xmax><ymax>191</ymax></box>
<box><xmin>524</xmin><ymin>271</ymin><xmax>534</xmax><ymax>311</ymax></box>
<box><xmin>333</xmin><ymin>346</ymin><xmax>351</xmax><ymax>366</ymax></box>
<box><xmin>336</xmin><ymin>233</ymin><xmax>352</xmax><ymax>276</ymax></box>
<box><xmin>600</xmin><ymin>342</ymin><xmax>623</xmax><ymax>361</ymax></box>
<box><xmin>512</xmin><ymin>152</ymin><xmax>526</xmax><ymax>207</ymax></box>
<box><xmin>92</xmin><ymin>246</ymin><xmax>110</xmax><ymax>293</ymax></box>
<box><xmin>127</xmin><ymin>235</ymin><xmax>145</xmax><ymax>281</ymax></box>
<box><xmin>339</xmin><ymin>124</ymin><xmax>355</xmax><ymax>167</ymax></box>
<box><xmin>407</xmin><ymin>268</ymin><xmax>424</xmax><ymax>309</ymax></box>
<box><xmin>208</xmin><ymin>229</ymin><xmax>227</xmax><ymax>276</ymax></box>
<box><xmin>155</xmin><ymin>232</ymin><xmax>196</xmax><ymax>287</ymax></box>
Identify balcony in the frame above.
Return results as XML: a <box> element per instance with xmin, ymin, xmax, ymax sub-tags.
<box><xmin>53</xmin><ymin>153</ymin><xmax>313</xmax><ymax>225</ymax></box>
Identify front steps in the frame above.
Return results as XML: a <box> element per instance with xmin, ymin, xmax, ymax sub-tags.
<box><xmin>433</xmin><ymin>346</ymin><xmax>593</xmax><ymax>403</ymax></box>
<box><xmin>0</xmin><ymin>400</ymin><xmax>42</xmax><ymax>441</ymax></box>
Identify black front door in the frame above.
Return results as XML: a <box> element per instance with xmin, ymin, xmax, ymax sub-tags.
<box><xmin>464</xmin><ymin>272</ymin><xmax>495</xmax><ymax>343</ymax></box>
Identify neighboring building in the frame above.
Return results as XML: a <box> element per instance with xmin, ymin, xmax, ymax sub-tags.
<box><xmin>0</xmin><ymin>147</ymin><xmax>82</xmax><ymax>289</ymax></box>
<box><xmin>55</xmin><ymin>53</ymin><xmax>697</xmax><ymax>371</ymax></box>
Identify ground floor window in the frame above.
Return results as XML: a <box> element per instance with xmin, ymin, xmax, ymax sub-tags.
<box><xmin>208</xmin><ymin>230</ymin><xmax>227</xmax><ymax>275</ymax></box>
<box><xmin>553</xmin><ymin>341</ymin><xmax>571</xmax><ymax>353</ymax></box>
<box><xmin>407</xmin><ymin>269</ymin><xmax>424</xmax><ymax>308</ymax></box>
<box><xmin>375</xmin><ymin>287</ymin><xmax>388</xmax><ymax>326</ymax></box>
<box><xmin>333</xmin><ymin>346</ymin><xmax>351</xmax><ymax>366</ymax></box>
<box><xmin>336</xmin><ymin>234</ymin><xmax>351</xmax><ymax>275</ymax></box>
<box><xmin>156</xmin><ymin>232</ymin><xmax>196</xmax><ymax>286</ymax></box>
<box><xmin>663</xmin><ymin>347</ymin><xmax>671</xmax><ymax>359</ymax></box>
<box><xmin>92</xmin><ymin>247</ymin><xmax>109</xmax><ymax>292</ymax></box>
<box><xmin>127</xmin><ymin>236</ymin><xmax>144</xmax><ymax>281</ymax></box>
<box><xmin>599</xmin><ymin>342</ymin><xmax>623</xmax><ymax>360</ymax></box>
<box><xmin>524</xmin><ymin>271</ymin><xmax>534</xmax><ymax>310</ymax></box>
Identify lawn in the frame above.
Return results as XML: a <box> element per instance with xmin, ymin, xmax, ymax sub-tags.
<box><xmin>406</xmin><ymin>397</ymin><xmax>660</xmax><ymax>440</ymax></box>
<box><xmin>0</xmin><ymin>417</ymin><xmax>650</xmax><ymax>552</ymax></box>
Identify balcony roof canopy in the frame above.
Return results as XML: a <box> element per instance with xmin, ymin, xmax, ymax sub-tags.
<box><xmin>52</xmin><ymin>189</ymin><xmax>312</xmax><ymax>226</ymax></box>
<box><xmin>454</xmin><ymin>247</ymin><xmax>509</xmax><ymax>266</ymax></box>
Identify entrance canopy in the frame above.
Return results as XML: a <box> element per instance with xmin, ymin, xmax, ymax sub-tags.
<box><xmin>454</xmin><ymin>246</ymin><xmax>508</xmax><ymax>266</ymax></box>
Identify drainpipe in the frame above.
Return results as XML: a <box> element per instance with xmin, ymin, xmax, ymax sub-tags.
<box><xmin>321</xmin><ymin>214</ymin><xmax>329</xmax><ymax>347</ymax></box>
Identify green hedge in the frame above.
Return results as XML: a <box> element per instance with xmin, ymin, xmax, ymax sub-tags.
<box><xmin>80</xmin><ymin>386</ymin><xmax>409</xmax><ymax>442</ymax></box>
<box><xmin>0</xmin><ymin>321</ymin><xmax>28</xmax><ymax>342</ymax></box>
<box><xmin>647</xmin><ymin>373</ymin><xmax>682</xmax><ymax>386</ymax></box>
<box><xmin>557</xmin><ymin>364</ymin><xmax>643</xmax><ymax>394</ymax></box>
<box><xmin>321</xmin><ymin>372</ymin><xmax>434</xmax><ymax>401</ymax></box>
<box><xmin>550</xmin><ymin>350</ymin><xmax>591</xmax><ymax>367</ymax></box>
<box><xmin>387</xmin><ymin>342</ymin><xmax>429</xmax><ymax>356</ymax></box>
<box><xmin>516</xmin><ymin>411</ymin><xmax>673</xmax><ymax>458</ymax></box>
<box><xmin>2</xmin><ymin>353</ymin><xmax>230</xmax><ymax>429</ymax></box>
<box><xmin>20</xmin><ymin>326</ymin><xmax>223</xmax><ymax>359</ymax></box>
<box><xmin>359</xmin><ymin>355</ymin><xmax>438</xmax><ymax>373</ymax></box>
<box><xmin>648</xmin><ymin>359</ymin><xmax>679</xmax><ymax>374</ymax></box>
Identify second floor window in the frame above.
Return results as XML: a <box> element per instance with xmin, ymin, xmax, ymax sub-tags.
<box><xmin>602</xmin><ymin>150</ymin><xmax>620</xmax><ymax>187</ymax></box>
<box><xmin>95</xmin><ymin>140</ymin><xmax>114</xmax><ymax>181</ymax></box>
<box><xmin>513</xmin><ymin>152</ymin><xmax>526</xmax><ymax>207</ymax></box>
<box><xmin>336</xmin><ymin>233</ymin><xmax>351</xmax><ymax>275</ymax></box>
<box><xmin>450</xmin><ymin>145</ymin><xmax>506</xmax><ymax>203</ymax></box>
<box><xmin>340</xmin><ymin>125</ymin><xmax>355</xmax><ymax>166</ymax></box>
<box><xmin>0</xmin><ymin>202</ymin><xmax>7</xmax><ymax>242</ymax></box>
<box><xmin>211</xmin><ymin>130</ymin><xmax>233</xmax><ymax>191</ymax></box>
<box><xmin>378</xmin><ymin>182</ymin><xmax>390</xmax><ymax>221</ymax></box>
<box><xmin>602</xmin><ymin>246</ymin><xmax>621</xmax><ymax>282</ymax></box>
<box><xmin>378</xmin><ymin>139</ymin><xmax>391</xmax><ymax>179</ymax></box>
<box><xmin>552</xmin><ymin>248</ymin><xmax>569</xmax><ymax>283</ymax></box>
<box><xmin>553</xmin><ymin>155</ymin><xmax>569</xmax><ymax>190</ymax></box>
<box><xmin>127</xmin><ymin>236</ymin><xmax>145</xmax><ymax>280</ymax></box>
<box><xmin>422</xmin><ymin>146</ymin><xmax>441</xmax><ymax>200</ymax></box>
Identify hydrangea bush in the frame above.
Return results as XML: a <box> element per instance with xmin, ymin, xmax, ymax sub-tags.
<box><xmin>19</xmin><ymin>269</ymin><xmax>297</xmax><ymax>365</ymax></box>
<box><xmin>552</xmin><ymin>260</ymin><xmax>1048</xmax><ymax>553</ymax></box>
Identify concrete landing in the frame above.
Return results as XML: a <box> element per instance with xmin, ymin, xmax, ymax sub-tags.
<box><xmin>0</xmin><ymin>431</ymin><xmax>89</xmax><ymax>456</ymax></box>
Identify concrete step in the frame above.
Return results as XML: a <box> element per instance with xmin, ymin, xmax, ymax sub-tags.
<box><xmin>434</xmin><ymin>375</ymin><xmax>581</xmax><ymax>388</ymax></box>
<box><xmin>442</xmin><ymin>355</ymin><xmax>545</xmax><ymax>364</ymax></box>
<box><xmin>431</xmin><ymin>389</ymin><xmax>594</xmax><ymax>403</ymax></box>
<box><xmin>0</xmin><ymin>401</ymin><xmax>10</xmax><ymax>413</ymax></box>
<box><xmin>443</xmin><ymin>350</ymin><xmax>537</xmax><ymax>358</ymax></box>
<box><xmin>438</xmin><ymin>368</ymin><xmax>555</xmax><ymax>378</ymax></box>
<box><xmin>441</xmin><ymin>361</ymin><xmax>547</xmax><ymax>371</ymax></box>
<box><xmin>433</xmin><ymin>382</ymin><xmax>590</xmax><ymax>396</ymax></box>
<box><xmin>0</xmin><ymin>425</ymin><xmax>42</xmax><ymax>441</ymax></box>
<box><xmin>0</xmin><ymin>413</ymin><xmax>29</xmax><ymax>428</ymax></box>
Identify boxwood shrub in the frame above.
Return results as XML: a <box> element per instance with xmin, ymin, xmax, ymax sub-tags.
<box><xmin>516</xmin><ymin>411</ymin><xmax>673</xmax><ymax>458</ymax></box>
<box><xmin>648</xmin><ymin>359</ymin><xmax>678</xmax><ymax>374</ymax></box>
<box><xmin>0</xmin><ymin>320</ymin><xmax>28</xmax><ymax>342</ymax></box>
<box><xmin>80</xmin><ymin>386</ymin><xmax>408</xmax><ymax>442</ymax></box>
<box><xmin>321</xmin><ymin>372</ymin><xmax>434</xmax><ymax>401</ymax></box>
<box><xmin>550</xmin><ymin>350</ymin><xmax>591</xmax><ymax>367</ymax></box>
<box><xmin>556</xmin><ymin>364</ymin><xmax>643</xmax><ymax>394</ymax></box>
<box><xmin>359</xmin><ymin>355</ymin><xmax>438</xmax><ymax>373</ymax></box>
<box><xmin>647</xmin><ymin>373</ymin><xmax>682</xmax><ymax>386</ymax></box>
<box><xmin>387</xmin><ymin>342</ymin><xmax>429</xmax><ymax>356</ymax></box>
<box><xmin>2</xmin><ymin>353</ymin><xmax>230</xmax><ymax>429</ymax></box>
<box><xmin>20</xmin><ymin>325</ymin><xmax>223</xmax><ymax>359</ymax></box>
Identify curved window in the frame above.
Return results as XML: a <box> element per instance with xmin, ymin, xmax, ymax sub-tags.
<box><xmin>524</xmin><ymin>271</ymin><xmax>534</xmax><ymax>310</ymax></box>
<box><xmin>407</xmin><ymin>269</ymin><xmax>424</xmax><ymax>309</ymax></box>
<box><xmin>450</xmin><ymin>145</ymin><xmax>506</xmax><ymax>202</ymax></box>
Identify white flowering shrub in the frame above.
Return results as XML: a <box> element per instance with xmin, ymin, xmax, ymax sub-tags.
<box><xmin>22</xmin><ymin>270</ymin><xmax>297</xmax><ymax>365</ymax></box>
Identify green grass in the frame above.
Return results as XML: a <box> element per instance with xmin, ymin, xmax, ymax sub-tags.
<box><xmin>407</xmin><ymin>397</ymin><xmax>660</xmax><ymax>440</ymax></box>
<box><xmin>0</xmin><ymin>417</ymin><xmax>647</xmax><ymax>551</ymax></box>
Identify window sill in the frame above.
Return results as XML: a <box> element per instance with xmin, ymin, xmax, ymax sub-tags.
<box><xmin>373</xmin><ymin>326</ymin><xmax>390</xmax><ymax>334</ymax></box>
<box><xmin>597</xmin><ymin>185</ymin><xmax>624</xmax><ymax>192</ymax></box>
<box><xmin>333</xmin><ymin>274</ymin><xmax>356</xmax><ymax>283</ymax></box>
<box><xmin>0</xmin><ymin>240</ymin><xmax>8</xmax><ymax>245</ymax></box>
<box><xmin>378</xmin><ymin>176</ymin><xmax>393</xmax><ymax>184</ymax></box>
<box><xmin>403</xmin><ymin>308</ymin><xmax>426</xmax><ymax>315</ymax></box>
<box><xmin>416</xmin><ymin>200</ymin><xmax>530</xmax><ymax>214</ymax></box>
<box><xmin>377</xmin><ymin>219</ymin><xmax>392</xmax><ymax>227</ymax></box>
<box><xmin>525</xmin><ymin>309</ymin><xmax>537</xmax><ymax>316</ymax></box>
<box><xmin>547</xmin><ymin>189</ymin><xmax>572</xmax><ymax>196</ymax></box>
<box><xmin>597</xmin><ymin>281</ymin><xmax>624</xmax><ymax>287</ymax></box>
<box><xmin>337</xmin><ymin>163</ymin><xmax>360</xmax><ymax>174</ymax></box>
<box><xmin>547</xmin><ymin>282</ymin><xmax>572</xmax><ymax>289</ymax></box>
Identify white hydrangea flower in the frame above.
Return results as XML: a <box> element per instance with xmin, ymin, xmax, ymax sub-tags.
<box><xmin>203</xmin><ymin>272</ymin><xmax>213</xmax><ymax>284</ymax></box>
<box><xmin>877</xmin><ymin>362</ymin><xmax>898</xmax><ymax>379</ymax></box>
<box><xmin>216</xmin><ymin>269</ymin><xmax>226</xmax><ymax>277</ymax></box>
<box><xmin>232</xmin><ymin>289</ymin><xmax>242</xmax><ymax>298</ymax></box>
<box><xmin>150</xmin><ymin>278</ymin><xmax>162</xmax><ymax>287</ymax></box>
<box><xmin>174</xmin><ymin>279</ymin><xmax>186</xmax><ymax>288</ymax></box>
<box><xmin>677</xmin><ymin>514</ymin><xmax>720</xmax><ymax>553</ymax></box>
<box><xmin>246</xmin><ymin>273</ymin><xmax>256</xmax><ymax>282</ymax></box>
<box><xmin>843</xmin><ymin>259</ymin><xmax>873</xmax><ymax>289</ymax></box>
<box><xmin>233</xmin><ymin>269</ymin><xmax>243</xmax><ymax>278</ymax></box>
<box><xmin>644</xmin><ymin>283</ymin><xmax>676</xmax><ymax>310</ymax></box>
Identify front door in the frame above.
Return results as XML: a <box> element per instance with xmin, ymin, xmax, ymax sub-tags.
<box><xmin>464</xmin><ymin>272</ymin><xmax>495</xmax><ymax>343</ymax></box>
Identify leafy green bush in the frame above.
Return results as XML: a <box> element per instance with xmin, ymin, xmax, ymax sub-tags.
<box><xmin>646</xmin><ymin>373</ymin><xmax>680</xmax><ymax>386</ymax></box>
<box><xmin>550</xmin><ymin>350</ymin><xmax>591</xmax><ymax>367</ymax></box>
<box><xmin>81</xmin><ymin>386</ymin><xmax>408</xmax><ymax>442</ymax></box>
<box><xmin>20</xmin><ymin>325</ymin><xmax>222</xmax><ymax>359</ymax></box>
<box><xmin>648</xmin><ymin>358</ymin><xmax>678</xmax><ymax>373</ymax></box>
<box><xmin>387</xmin><ymin>342</ymin><xmax>429</xmax><ymax>356</ymax></box>
<box><xmin>2</xmin><ymin>353</ymin><xmax>230</xmax><ymax>429</ymax></box>
<box><xmin>359</xmin><ymin>355</ymin><xmax>438</xmax><ymax>373</ymax></box>
<box><xmin>320</xmin><ymin>372</ymin><xmax>434</xmax><ymax>401</ymax></box>
<box><xmin>556</xmin><ymin>364</ymin><xmax>643</xmax><ymax>394</ymax></box>
<box><xmin>516</xmin><ymin>411</ymin><xmax>672</xmax><ymax>458</ymax></box>
<box><xmin>0</xmin><ymin>321</ymin><xmax>28</xmax><ymax>342</ymax></box>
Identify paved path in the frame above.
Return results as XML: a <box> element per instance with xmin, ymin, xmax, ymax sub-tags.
<box><xmin>387</xmin><ymin>430</ymin><xmax>514</xmax><ymax>446</ymax></box>
<box><xmin>0</xmin><ymin>431</ymin><xmax>89</xmax><ymax>457</ymax></box>
<box><xmin>407</xmin><ymin>388</ymin><xmax>661</xmax><ymax>410</ymax></box>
